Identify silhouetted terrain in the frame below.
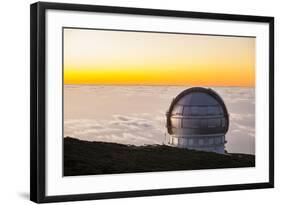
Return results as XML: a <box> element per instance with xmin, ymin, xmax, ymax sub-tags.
<box><xmin>64</xmin><ymin>137</ymin><xmax>255</xmax><ymax>176</ymax></box>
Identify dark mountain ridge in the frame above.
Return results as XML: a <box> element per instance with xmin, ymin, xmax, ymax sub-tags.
<box><xmin>64</xmin><ymin>137</ymin><xmax>255</xmax><ymax>176</ymax></box>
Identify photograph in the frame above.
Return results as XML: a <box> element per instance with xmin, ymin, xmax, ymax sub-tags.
<box><xmin>29</xmin><ymin>2</ymin><xmax>274</xmax><ymax>203</ymax></box>
<box><xmin>63</xmin><ymin>28</ymin><xmax>256</xmax><ymax>176</ymax></box>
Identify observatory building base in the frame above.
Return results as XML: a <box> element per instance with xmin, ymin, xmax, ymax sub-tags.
<box><xmin>168</xmin><ymin>135</ymin><xmax>226</xmax><ymax>154</ymax></box>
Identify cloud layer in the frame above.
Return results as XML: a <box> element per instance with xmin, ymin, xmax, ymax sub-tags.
<box><xmin>64</xmin><ymin>114</ymin><xmax>165</xmax><ymax>145</ymax></box>
<box><xmin>64</xmin><ymin>85</ymin><xmax>255</xmax><ymax>154</ymax></box>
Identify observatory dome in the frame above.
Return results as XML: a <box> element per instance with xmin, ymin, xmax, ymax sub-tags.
<box><xmin>166</xmin><ymin>87</ymin><xmax>229</xmax><ymax>154</ymax></box>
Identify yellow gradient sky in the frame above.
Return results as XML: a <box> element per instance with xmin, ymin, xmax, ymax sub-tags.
<box><xmin>64</xmin><ymin>28</ymin><xmax>255</xmax><ymax>87</ymax></box>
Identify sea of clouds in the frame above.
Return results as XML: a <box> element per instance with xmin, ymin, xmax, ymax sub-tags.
<box><xmin>64</xmin><ymin>85</ymin><xmax>255</xmax><ymax>155</ymax></box>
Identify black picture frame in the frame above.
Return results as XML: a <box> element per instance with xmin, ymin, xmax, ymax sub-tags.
<box><xmin>30</xmin><ymin>1</ymin><xmax>274</xmax><ymax>203</ymax></box>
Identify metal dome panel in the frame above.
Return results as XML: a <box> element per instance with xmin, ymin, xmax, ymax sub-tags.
<box><xmin>177</xmin><ymin>92</ymin><xmax>219</xmax><ymax>106</ymax></box>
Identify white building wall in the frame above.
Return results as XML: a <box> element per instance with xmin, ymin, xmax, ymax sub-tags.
<box><xmin>169</xmin><ymin>135</ymin><xmax>226</xmax><ymax>154</ymax></box>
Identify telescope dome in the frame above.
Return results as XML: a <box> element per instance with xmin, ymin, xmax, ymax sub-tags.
<box><xmin>166</xmin><ymin>87</ymin><xmax>229</xmax><ymax>154</ymax></box>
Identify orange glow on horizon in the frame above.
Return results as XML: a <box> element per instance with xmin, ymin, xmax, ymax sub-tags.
<box><xmin>64</xmin><ymin>29</ymin><xmax>255</xmax><ymax>87</ymax></box>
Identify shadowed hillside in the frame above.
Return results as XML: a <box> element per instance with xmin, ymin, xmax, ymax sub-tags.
<box><xmin>64</xmin><ymin>137</ymin><xmax>255</xmax><ymax>176</ymax></box>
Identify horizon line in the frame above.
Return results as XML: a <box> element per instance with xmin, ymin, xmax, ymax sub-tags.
<box><xmin>64</xmin><ymin>83</ymin><xmax>255</xmax><ymax>88</ymax></box>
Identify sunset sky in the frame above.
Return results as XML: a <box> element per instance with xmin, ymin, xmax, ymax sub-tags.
<box><xmin>64</xmin><ymin>28</ymin><xmax>255</xmax><ymax>87</ymax></box>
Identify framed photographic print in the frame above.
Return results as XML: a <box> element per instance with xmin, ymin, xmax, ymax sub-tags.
<box><xmin>30</xmin><ymin>2</ymin><xmax>274</xmax><ymax>203</ymax></box>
